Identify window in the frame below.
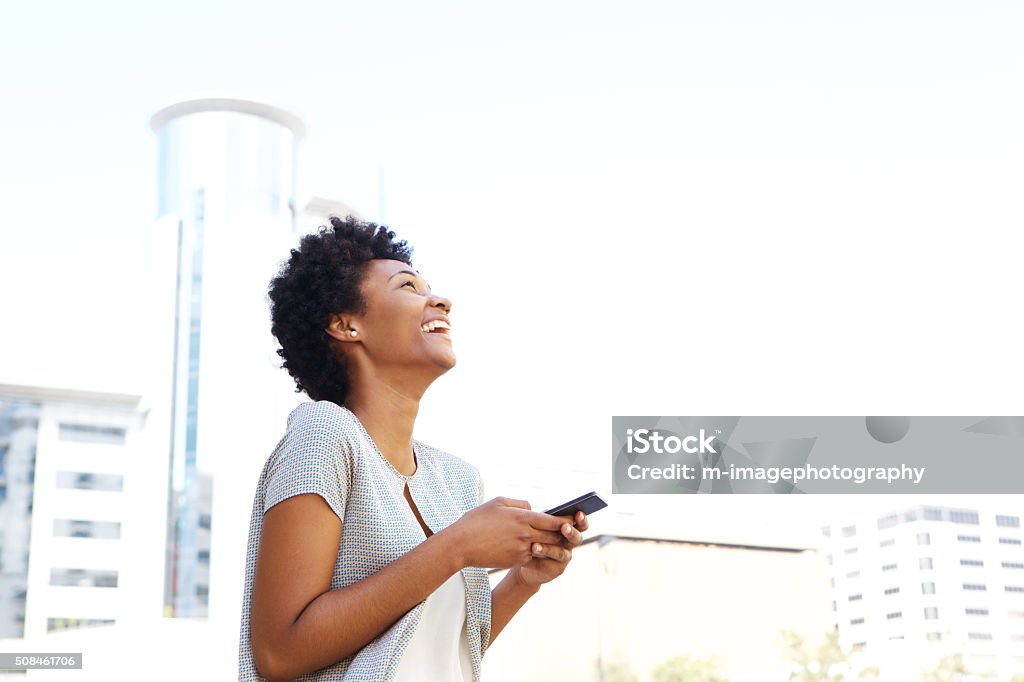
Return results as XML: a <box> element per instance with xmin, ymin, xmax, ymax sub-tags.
<box><xmin>53</xmin><ymin>519</ymin><xmax>120</xmax><ymax>540</ymax></box>
<box><xmin>950</xmin><ymin>510</ymin><xmax>980</xmax><ymax>525</ymax></box>
<box><xmin>884</xmin><ymin>587</ymin><xmax>900</xmax><ymax>595</ymax></box>
<box><xmin>56</xmin><ymin>471</ymin><xmax>123</xmax><ymax>492</ymax></box>
<box><xmin>878</xmin><ymin>514</ymin><xmax>899</xmax><ymax>530</ymax></box>
<box><xmin>1009</xmin><ymin>610</ymin><xmax>1024</xmax><ymax>618</ymax></box>
<box><xmin>966</xmin><ymin>608</ymin><xmax>989</xmax><ymax>616</ymax></box>
<box><xmin>197</xmin><ymin>550</ymin><xmax>210</xmax><ymax>561</ymax></box>
<box><xmin>822</xmin><ymin>526</ymin><xmax>831</xmax><ymax>537</ymax></box>
<box><xmin>961</xmin><ymin>559</ymin><xmax>984</xmax><ymax>567</ymax></box>
<box><xmin>1006</xmin><ymin>586</ymin><xmax>1024</xmax><ymax>593</ymax></box>
<box><xmin>842</xmin><ymin>525</ymin><xmax>857</xmax><ymax>537</ymax></box>
<box><xmin>882</xmin><ymin>563</ymin><xmax>897</xmax><ymax>571</ymax></box>
<box><xmin>887</xmin><ymin>612</ymin><xmax>902</xmax><ymax>620</ymax></box>
<box><xmin>958</xmin><ymin>535</ymin><xmax>981</xmax><ymax>543</ymax></box>
<box><xmin>922</xmin><ymin>582</ymin><xmax>936</xmax><ymax>595</ymax></box>
<box><xmin>924</xmin><ymin>507</ymin><xmax>943</xmax><ymax>521</ymax></box>
<box><xmin>850</xmin><ymin>618</ymin><xmax>864</xmax><ymax>625</ymax></box>
<box><xmin>1003</xmin><ymin>562</ymin><xmax>1024</xmax><ymax>570</ymax></box>
<box><xmin>920</xmin><ymin>558</ymin><xmax>934</xmax><ymax>570</ymax></box>
<box><xmin>924</xmin><ymin>607</ymin><xmax>939</xmax><ymax>619</ymax></box>
<box><xmin>880</xmin><ymin>538</ymin><xmax>896</xmax><ymax>548</ymax></box>
<box><xmin>918</xmin><ymin>532</ymin><xmax>931</xmax><ymax>545</ymax></box>
<box><xmin>852</xmin><ymin>642</ymin><xmax>866</xmax><ymax>650</ymax></box>
<box><xmin>50</xmin><ymin>568</ymin><xmax>118</xmax><ymax>588</ymax></box>
<box><xmin>58</xmin><ymin>423</ymin><xmax>126</xmax><ymax>445</ymax></box>
<box><xmin>844</xmin><ymin>547</ymin><xmax>858</xmax><ymax>555</ymax></box>
<box><xmin>47</xmin><ymin>617</ymin><xmax>115</xmax><ymax>633</ymax></box>
<box><xmin>968</xmin><ymin>633</ymin><xmax>993</xmax><ymax>641</ymax></box>
<box><xmin>847</xmin><ymin>570</ymin><xmax>861</xmax><ymax>578</ymax></box>
<box><xmin>927</xmin><ymin>632</ymin><xmax>942</xmax><ymax>641</ymax></box>
<box><xmin>963</xmin><ymin>583</ymin><xmax>987</xmax><ymax>591</ymax></box>
<box><xmin>997</xmin><ymin>515</ymin><xmax>1021</xmax><ymax>528</ymax></box>
<box><xmin>1001</xmin><ymin>538</ymin><xmax>1022</xmax><ymax>546</ymax></box>
<box><xmin>849</xmin><ymin>594</ymin><xmax>863</xmax><ymax>602</ymax></box>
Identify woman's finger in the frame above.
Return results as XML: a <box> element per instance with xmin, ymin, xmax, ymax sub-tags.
<box><xmin>575</xmin><ymin>511</ymin><xmax>589</xmax><ymax>532</ymax></box>
<box><xmin>560</xmin><ymin>522</ymin><xmax>583</xmax><ymax>547</ymax></box>
<box><xmin>532</xmin><ymin>542</ymin><xmax>572</xmax><ymax>563</ymax></box>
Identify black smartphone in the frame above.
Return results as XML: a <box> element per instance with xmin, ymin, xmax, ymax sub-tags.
<box><xmin>542</xmin><ymin>491</ymin><xmax>608</xmax><ymax>521</ymax></box>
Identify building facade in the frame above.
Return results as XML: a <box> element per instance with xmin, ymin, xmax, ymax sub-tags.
<box><xmin>0</xmin><ymin>383</ymin><xmax>157</xmax><ymax>643</ymax></box>
<box><xmin>149</xmin><ymin>98</ymin><xmax>308</xmax><ymax>621</ymax></box>
<box><xmin>822</xmin><ymin>503</ymin><xmax>1024</xmax><ymax>679</ymax></box>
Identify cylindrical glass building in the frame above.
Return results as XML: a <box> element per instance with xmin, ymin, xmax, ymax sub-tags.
<box><xmin>151</xmin><ymin>98</ymin><xmax>305</xmax><ymax>620</ymax></box>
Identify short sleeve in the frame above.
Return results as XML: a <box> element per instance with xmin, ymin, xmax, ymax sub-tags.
<box><xmin>263</xmin><ymin>402</ymin><xmax>351</xmax><ymax>520</ymax></box>
<box><xmin>475</xmin><ymin>467</ymin><xmax>485</xmax><ymax>507</ymax></box>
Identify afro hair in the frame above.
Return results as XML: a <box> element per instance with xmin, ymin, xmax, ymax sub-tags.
<box><xmin>268</xmin><ymin>215</ymin><xmax>414</xmax><ymax>405</ymax></box>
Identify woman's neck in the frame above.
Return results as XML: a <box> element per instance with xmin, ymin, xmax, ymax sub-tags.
<box><xmin>344</xmin><ymin>379</ymin><xmax>422</xmax><ymax>476</ymax></box>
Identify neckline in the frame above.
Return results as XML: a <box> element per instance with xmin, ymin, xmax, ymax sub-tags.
<box><xmin>340</xmin><ymin>404</ymin><xmax>422</xmax><ymax>482</ymax></box>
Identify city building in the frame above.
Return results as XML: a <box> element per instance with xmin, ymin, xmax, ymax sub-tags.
<box><xmin>482</xmin><ymin>532</ymin><xmax>832</xmax><ymax>682</ymax></box>
<box><xmin>148</xmin><ymin>97</ymin><xmax>310</xmax><ymax>624</ymax></box>
<box><xmin>0</xmin><ymin>383</ymin><xmax>158</xmax><ymax>644</ymax></box>
<box><xmin>822</xmin><ymin>503</ymin><xmax>1024</xmax><ymax>680</ymax></box>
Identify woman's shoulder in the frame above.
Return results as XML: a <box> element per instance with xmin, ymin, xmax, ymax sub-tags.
<box><xmin>414</xmin><ymin>440</ymin><xmax>483</xmax><ymax>507</ymax></box>
<box><xmin>271</xmin><ymin>400</ymin><xmax>364</xmax><ymax>466</ymax></box>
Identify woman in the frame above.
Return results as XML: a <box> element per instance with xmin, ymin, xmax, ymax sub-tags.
<box><xmin>238</xmin><ymin>216</ymin><xmax>589</xmax><ymax>681</ymax></box>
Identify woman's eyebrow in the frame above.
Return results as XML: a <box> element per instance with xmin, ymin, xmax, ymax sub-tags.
<box><xmin>388</xmin><ymin>269</ymin><xmax>432</xmax><ymax>293</ymax></box>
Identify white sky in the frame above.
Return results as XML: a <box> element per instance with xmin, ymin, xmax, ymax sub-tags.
<box><xmin>2</xmin><ymin>1</ymin><xmax>1022</xmax><ymax>547</ymax></box>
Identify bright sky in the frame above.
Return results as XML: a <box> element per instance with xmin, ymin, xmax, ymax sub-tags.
<box><xmin>2</xmin><ymin>1</ymin><xmax>1022</xmax><ymax>547</ymax></box>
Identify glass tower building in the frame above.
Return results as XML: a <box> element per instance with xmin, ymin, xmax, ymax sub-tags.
<box><xmin>150</xmin><ymin>98</ymin><xmax>306</xmax><ymax>619</ymax></box>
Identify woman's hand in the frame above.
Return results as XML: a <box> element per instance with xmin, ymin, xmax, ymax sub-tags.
<box><xmin>511</xmin><ymin>510</ymin><xmax>589</xmax><ymax>590</ymax></box>
<box><xmin>446</xmin><ymin>497</ymin><xmax>568</xmax><ymax>570</ymax></box>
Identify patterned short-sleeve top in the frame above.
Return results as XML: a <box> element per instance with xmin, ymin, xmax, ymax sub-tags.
<box><xmin>238</xmin><ymin>400</ymin><xmax>492</xmax><ymax>681</ymax></box>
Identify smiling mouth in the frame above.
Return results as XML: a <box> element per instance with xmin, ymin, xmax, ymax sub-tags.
<box><xmin>420</xmin><ymin>320</ymin><xmax>452</xmax><ymax>334</ymax></box>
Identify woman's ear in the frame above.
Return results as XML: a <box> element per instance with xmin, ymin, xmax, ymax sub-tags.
<box><xmin>325</xmin><ymin>314</ymin><xmax>360</xmax><ymax>343</ymax></box>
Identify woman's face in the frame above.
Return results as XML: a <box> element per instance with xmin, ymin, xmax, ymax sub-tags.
<box><xmin>342</xmin><ymin>258</ymin><xmax>455</xmax><ymax>375</ymax></box>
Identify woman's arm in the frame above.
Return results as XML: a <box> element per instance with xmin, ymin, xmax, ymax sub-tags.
<box><xmin>250</xmin><ymin>493</ymin><xmax>465</xmax><ymax>682</ymax></box>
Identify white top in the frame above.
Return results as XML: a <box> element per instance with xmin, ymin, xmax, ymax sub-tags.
<box><xmin>392</xmin><ymin>569</ymin><xmax>474</xmax><ymax>681</ymax></box>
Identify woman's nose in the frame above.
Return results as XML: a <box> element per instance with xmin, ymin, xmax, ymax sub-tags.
<box><xmin>431</xmin><ymin>294</ymin><xmax>452</xmax><ymax>313</ymax></box>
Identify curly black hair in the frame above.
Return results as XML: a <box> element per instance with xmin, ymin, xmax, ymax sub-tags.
<box><xmin>268</xmin><ymin>215</ymin><xmax>414</xmax><ymax>405</ymax></box>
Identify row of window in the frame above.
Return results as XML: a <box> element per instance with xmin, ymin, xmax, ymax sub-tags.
<box><xmin>53</xmin><ymin>519</ymin><xmax>120</xmax><ymax>539</ymax></box>
<box><xmin>836</xmin><ymin>533</ymin><xmax>1022</xmax><ymax>556</ymax></box>
<box><xmin>950</xmin><ymin>533</ymin><xmax>1024</xmax><ymax>547</ymax></box>
<box><xmin>845</xmin><ymin>582</ymin><xmax>1024</xmax><ymax>601</ymax></box>
<box><xmin>825</xmin><ymin>510</ymin><xmax>1021</xmax><ymax>535</ymax></box>
<box><xmin>834</xmin><ymin>555</ymin><xmax>1024</xmax><ymax>572</ymax></box>
<box><xmin>58</xmin><ymin>423</ymin><xmax>126</xmax><ymax>445</ymax></box>
<box><xmin>56</xmin><ymin>471</ymin><xmax>123</xmax><ymax>492</ymax></box>
<box><xmin>47</xmin><ymin>617</ymin><xmax>115</xmax><ymax>633</ymax></box>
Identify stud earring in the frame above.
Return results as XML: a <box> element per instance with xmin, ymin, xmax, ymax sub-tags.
<box><xmin>349</xmin><ymin>330</ymin><xmax>357</xmax><ymax>337</ymax></box>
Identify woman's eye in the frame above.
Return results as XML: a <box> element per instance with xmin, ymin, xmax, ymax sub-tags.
<box><xmin>403</xmin><ymin>280</ymin><xmax>417</xmax><ymax>290</ymax></box>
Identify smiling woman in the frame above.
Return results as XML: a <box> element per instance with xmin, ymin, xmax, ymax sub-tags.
<box><xmin>237</xmin><ymin>216</ymin><xmax>589</xmax><ymax>682</ymax></box>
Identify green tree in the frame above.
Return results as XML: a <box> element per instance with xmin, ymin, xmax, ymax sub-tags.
<box><xmin>651</xmin><ymin>654</ymin><xmax>729</xmax><ymax>682</ymax></box>
<box><xmin>920</xmin><ymin>653</ymin><xmax>966</xmax><ymax>682</ymax></box>
<box><xmin>782</xmin><ymin>629</ymin><xmax>880</xmax><ymax>681</ymax></box>
<box><xmin>603</xmin><ymin>657</ymin><xmax>638</xmax><ymax>682</ymax></box>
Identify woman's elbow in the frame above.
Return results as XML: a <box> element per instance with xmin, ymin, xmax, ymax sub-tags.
<box><xmin>252</xmin><ymin>638</ymin><xmax>290</xmax><ymax>682</ymax></box>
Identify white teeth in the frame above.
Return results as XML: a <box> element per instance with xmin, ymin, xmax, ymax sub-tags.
<box><xmin>420</xmin><ymin>320</ymin><xmax>451</xmax><ymax>333</ymax></box>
